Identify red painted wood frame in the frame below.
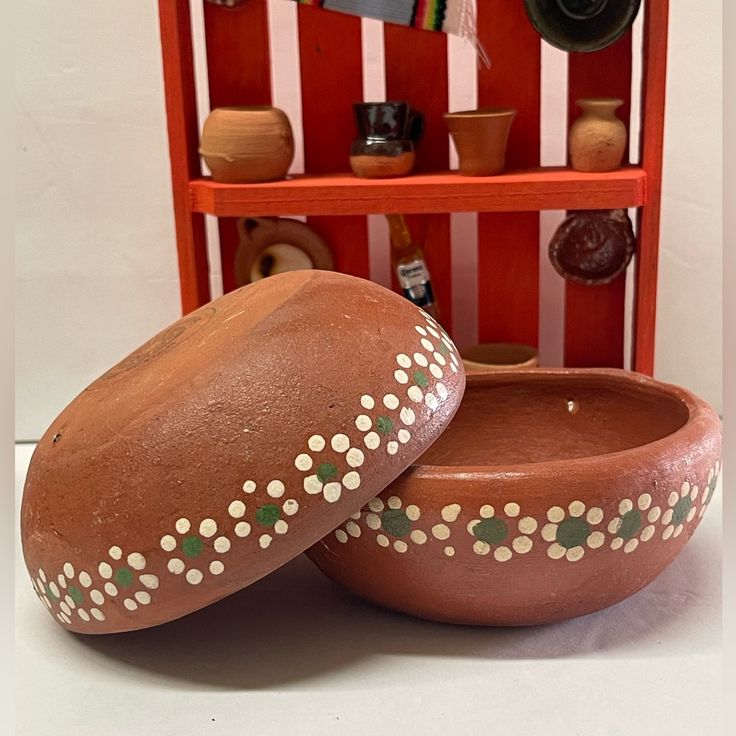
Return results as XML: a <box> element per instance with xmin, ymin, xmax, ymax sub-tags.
<box><xmin>157</xmin><ymin>0</ymin><xmax>668</xmax><ymax>375</ymax></box>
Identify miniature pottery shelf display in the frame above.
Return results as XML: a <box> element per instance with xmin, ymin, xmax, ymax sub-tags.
<box><xmin>444</xmin><ymin>108</ymin><xmax>516</xmax><ymax>176</ymax></box>
<box><xmin>569</xmin><ymin>98</ymin><xmax>628</xmax><ymax>173</ymax></box>
<box><xmin>309</xmin><ymin>370</ymin><xmax>721</xmax><ymax>626</ymax></box>
<box><xmin>21</xmin><ymin>271</ymin><xmax>465</xmax><ymax>633</ymax></box>
<box><xmin>350</xmin><ymin>102</ymin><xmax>424</xmax><ymax>179</ymax></box>
<box><xmin>200</xmin><ymin>106</ymin><xmax>294</xmax><ymax>183</ymax></box>
<box><xmin>460</xmin><ymin>343</ymin><xmax>539</xmax><ymax>372</ymax></box>
<box><xmin>234</xmin><ymin>217</ymin><xmax>334</xmax><ymax>286</ymax></box>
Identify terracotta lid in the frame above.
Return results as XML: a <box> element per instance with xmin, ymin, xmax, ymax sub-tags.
<box><xmin>21</xmin><ymin>271</ymin><xmax>465</xmax><ymax>633</ymax></box>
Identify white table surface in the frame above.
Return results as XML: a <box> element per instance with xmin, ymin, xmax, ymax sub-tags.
<box><xmin>15</xmin><ymin>443</ymin><xmax>723</xmax><ymax>736</ymax></box>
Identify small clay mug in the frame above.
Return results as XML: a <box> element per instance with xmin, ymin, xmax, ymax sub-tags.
<box><xmin>460</xmin><ymin>343</ymin><xmax>539</xmax><ymax>373</ymax></box>
<box><xmin>444</xmin><ymin>107</ymin><xmax>516</xmax><ymax>176</ymax></box>
<box><xmin>199</xmin><ymin>106</ymin><xmax>294</xmax><ymax>183</ymax></box>
<box><xmin>350</xmin><ymin>101</ymin><xmax>424</xmax><ymax>179</ymax></box>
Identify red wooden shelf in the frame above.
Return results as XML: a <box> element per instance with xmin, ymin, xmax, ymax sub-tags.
<box><xmin>189</xmin><ymin>166</ymin><xmax>647</xmax><ymax>217</ymax></box>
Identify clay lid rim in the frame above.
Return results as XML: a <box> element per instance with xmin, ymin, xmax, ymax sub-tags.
<box><xmin>405</xmin><ymin>368</ymin><xmax>719</xmax><ymax>480</ymax></box>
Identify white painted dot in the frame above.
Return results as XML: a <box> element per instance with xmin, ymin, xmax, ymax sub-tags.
<box><xmin>387</xmin><ymin>441</ymin><xmax>399</xmax><ymax>455</ymax></box>
<box><xmin>413</xmin><ymin>352</ymin><xmax>429</xmax><ymax>367</ymax></box>
<box><xmin>49</xmin><ymin>581</ymin><xmax>60</xmax><ymax>598</ymax></box>
<box><xmin>77</xmin><ymin>609</ymin><xmax>90</xmax><ymax>622</ymax></box>
<box><xmin>668</xmin><ymin>491</ymin><xmax>679</xmax><ymax>506</ymax></box>
<box><xmin>323</xmin><ymin>483</ymin><xmax>342</xmax><ymax>503</ymax></box>
<box><xmin>385</xmin><ymin>497</ymin><xmax>400</xmax><ymax>511</ymax></box>
<box><xmin>637</xmin><ymin>494</ymin><xmax>652</xmax><ymax>510</ymax></box>
<box><xmin>681</xmin><ymin>481</ymin><xmax>690</xmax><ymax>496</ymax></box>
<box><xmin>199</xmin><ymin>519</ymin><xmax>217</xmax><ymax>538</ymax></box>
<box><xmin>673</xmin><ymin>524</ymin><xmax>684</xmax><ymax>538</ymax></box>
<box><xmin>140</xmin><ymin>574</ymin><xmax>159</xmax><ymax>590</ymax></box>
<box><xmin>235</xmin><ymin>522</ymin><xmax>251</xmax><ymax>538</ymax></box>
<box><xmin>513</xmin><ymin>536</ymin><xmax>533</xmax><ymax>554</ymax></box>
<box><xmin>624</xmin><ymin>538</ymin><xmax>639</xmax><ymax>553</ymax></box>
<box><xmin>167</xmin><ymin>558</ymin><xmax>185</xmax><ymax>575</ymax></box>
<box><xmin>429</xmin><ymin>363</ymin><xmax>443</xmax><ymax>379</ymax></box>
<box><xmin>259</xmin><ymin>534</ymin><xmax>272</xmax><ymax>549</ymax></box>
<box><xmin>135</xmin><ymin>591</ymin><xmax>151</xmax><ymax>605</ymax></box>
<box><xmin>360</xmin><ymin>395</ymin><xmax>375</xmax><ymax>410</ymax></box>
<box><xmin>433</xmin><ymin>352</ymin><xmax>446</xmax><ymax>366</ymax></box>
<box><xmin>410</xmin><ymin>529</ymin><xmax>427</xmax><ymax>544</ymax></box>
<box><xmin>346</xmin><ymin>521</ymin><xmax>361</xmax><ymax>538</ymax></box>
<box><xmin>441</xmin><ymin>504</ymin><xmax>461</xmax><ymax>522</ymax></box>
<box><xmin>421</xmin><ymin>338</ymin><xmax>434</xmax><ymax>351</ymax></box>
<box><xmin>425</xmin><ymin>393</ymin><xmax>438</xmax><ymax>411</ymax></box>
<box><xmin>504</xmin><ymin>502</ymin><xmax>520</xmax><ymax>518</ymax></box>
<box><xmin>432</xmin><ymin>523</ymin><xmax>450</xmax><ymax>540</ymax></box>
<box><xmin>127</xmin><ymin>552</ymin><xmax>146</xmax><ymax>570</ymax></box>
<box><xmin>295</xmin><ymin>453</ymin><xmax>313</xmax><ymax>471</ymax></box>
<box><xmin>109</xmin><ymin>546</ymin><xmax>122</xmax><ymax>561</ymax></box>
<box><xmin>355</xmin><ymin>415</ymin><xmax>372</xmax><ymax>431</ymax></box>
<box><xmin>38</xmin><ymin>569</ymin><xmax>47</xmax><ymax>583</ymax></box>
<box><xmin>331</xmin><ymin>434</ymin><xmax>350</xmax><ymax>453</ymax></box>
<box><xmin>104</xmin><ymin>582</ymin><xmax>118</xmax><ymax>596</ymax></box>
<box><xmin>346</xmin><ymin>447</ymin><xmax>364</xmax><ymax>468</ymax></box>
<box><xmin>98</xmin><ymin>563</ymin><xmax>112</xmax><ymax>579</ymax></box>
<box><xmin>383</xmin><ymin>394</ymin><xmax>400</xmax><ymax>410</ymax></box>
<box><xmin>57</xmin><ymin>575</ymin><xmax>67</xmax><ymax>589</ymax></box>
<box><xmin>228</xmin><ymin>500</ymin><xmax>246</xmax><ymax>519</ymax></box>
<box><xmin>400</xmin><ymin>407</ymin><xmax>416</xmax><ymax>425</ymax></box>
<box><xmin>186</xmin><ymin>569</ymin><xmax>203</xmax><ymax>585</ymax></box>
<box><xmin>308</xmin><ymin>434</ymin><xmax>326</xmax><ymax>452</ymax></box>
<box><xmin>405</xmin><ymin>505</ymin><xmax>420</xmax><ymax>521</ymax></box>
<box><xmin>662</xmin><ymin>509</ymin><xmax>673</xmax><ymax>524</ymax></box>
<box><xmin>368</xmin><ymin>498</ymin><xmax>384</xmax><ymax>512</ymax></box>
<box><xmin>335</xmin><ymin>529</ymin><xmax>349</xmax><ymax>543</ymax></box>
<box><xmin>394</xmin><ymin>540</ymin><xmax>408</xmax><ymax>553</ymax></box>
<box><xmin>415</xmin><ymin>325</ymin><xmax>428</xmax><ymax>336</ymax></box>
<box><xmin>648</xmin><ymin>506</ymin><xmax>662</xmax><ymax>522</ymax></box>
<box><xmin>214</xmin><ymin>536</ymin><xmax>231</xmax><ymax>553</ymax></box>
<box><xmin>480</xmin><ymin>505</ymin><xmax>495</xmax><ymax>518</ymax></box>
<box><xmin>444</xmin><ymin>546</ymin><xmax>455</xmax><ymax>557</ymax></box>
<box><xmin>611</xmin><ymin>536</ymin><xmax>624</xmax><ymax>550</ymax></box>
<box><xmin>397</xmin><ymin>353</ymin><xmax>412</xmax><ymax>368</ymax></box>
<box><xmin>366</xmin><ymin>513</ymin><xmax>381</xmax><ymax>530</ymax></box>
<box><xmin>267</xmin><ymin>480</ymin><xmax>285</xmax><ymax>498</ymax></box>
<box><xmin>161</xmin><ymin>534</ymin><xmax>177</xmax><ymax>552</ymax></box>
<box><xmin>608</xmin><ymin>519</ymin><xmax>621</xmax><ymax>534</ymax></box>
<box><xmin>124</xmin><ymin>598</ymin><xmax>138</xmax><ymax>611</ymax></box>
<box><xmin>64</xmin><ymin>595</ymin><xmax>75</xmax><ymax>609</ymax></box>
<box><xmin>569</xmin><ymin>500</ymin><xmax>586</xmax><ymax>517</ymax></box>
<box><xmin>91</xmin><ymin>608</ymin><xmax>105</xmax><ymax>621</ymax></box>
<box><xmin>63</xmin><ymin>563</ymin><xmax>74</xmax><ymax>578</ymax></box>
<box><xmin>588</xmin><ymin>531</ymin><xmax>605</xmax><ymax>549</ymax></box>
<box><xmin>60</xmin><ymin>601</ymin><xmax>71</xmax><ymax>616</ymax></box>
<box><xmin>662</xmin><ymin>525</ymin><xmax>674</xmax><ymax>540</ymax></box>
<box><xmin>394</xmin><ymin>369</ymin><xmax>409</xmax><ymax>384</ymax></box>
<box><xmin>242</xmin><ymin>480</ymin><xmax>256</xmax><ymax>494</ymax></box>
<box><xmin>566</xmin><ymin>546</ymin><xmax>585</xmax><ymax>562</ymax></box>
<box><xmin>210</xmin><ymin>561</ymin><xmax>225</xmax><ymax>575</ymax></box>
<box><xmin>494</xmin><ymin>546</ymin><xmax>512</xmax><ymax>562</ymax></box>
<box><xmin>60</xmin><ymin>613</ymin><xmax>72</xmax><ymax>625</ymax></box>
<box><xmin>587</xmin><ymin>507</ymin><xmax>604</xmax><ymax>525</ymax></box>
<box><xmin>342</xmin><ymin>471</ymin><xmax>361</xmax><ymax>490</ymax></box>
<box><xmin>304</xmin><ymin>474</ymin><xmax>323</xmax><ymax>494</ymax></box>
<box><xmin>376</xmin><ymin>534</ymin><xmax>390</xmax><ymax>547</ymax></box>
<box><xmin>364</xmin><ymin>432</ymin><xmax>380</xmax><ymax>450</ymax></box>
<box><xmin>692</xmin><ymin>486</ymin><xmax>699</xmax><ymax>501</ymax></box>
<box><xmin>175</xmin><ymin>518</ymin><xmax>191</xmax><ymax>534</ymax></box>
<box><xmin>407</xmin><ymin>386</ymin><xmax>423</xmax><ymax>403</ymax></box>
<box><xmin>78</xmin><ymin>571</ymin><xmax>92</xmax><ymax>588</ymax></box>
<box><xmin>641</xmin><ymin>524</ymin><xmax>655</xmax><ymax>541</ymax></box>
<box><xmin>274</xmin><ymin>520</ymin><xmax>289</xmax><ymax>535</ymax></box>
<box><xmin>541</xmin><ymin>523</ymin><xmax>558</xmax><ymax>542</ymax></box>
<box><xmin>451</xmin><ymin>363</ymin><xmax>458</xmax><ymax>373</ymax></box>
<box><xmin>473</xmin><ymin>540</ymin><xmax>491</xmax><ymax>555</ymax></box>
<box><xmin>687</xmin><ymin>506</ymin><xmax>697</xmax><ymax>522</ymax></box>
<box><xmin>618</xmin><ymin>498</ymin><xmax>633</xmax><ymax>515</ymax></box>
<box><xmin>436</xmin><ymin>383</ymin><xmax>448</xmax><ymax>401</ymax></box>
<box><xmin>282</xmin><ymin>499</ymin><xmax>299</xmax><ymax>516</ymax></box>
<box><xmin>547</xmin><ymin>506</ymin><xmax>565</xmax><ymax>523</ymax></box>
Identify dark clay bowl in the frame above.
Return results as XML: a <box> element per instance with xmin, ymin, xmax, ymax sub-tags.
<box><xmin>308</xmin><ymin>369</ymin><xmax>721</xmax><ymax>626</ymax></box>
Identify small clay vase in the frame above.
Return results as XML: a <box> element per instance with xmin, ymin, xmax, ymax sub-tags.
<box><xmin>199</xmin><ymin>106</ymin><xmax>294</xmax><ymax>183</ymax></box>
<box><xmin>569</xmin><ymin>98</ymin><xmax>627</xmax><ymax>172</ymax></box>
<box><xmin>350</xmin><ymin>102</ymin><xmax>424</xmax><ymax>179</ymax></box>
<box><xmin>444</xmin><ymin>107</ymin><xmax>516</xmax><ymax>176</ymax></box>
<box><xmin>460</xmin><ymin>343</ymin><xmax>539</xmax><ymax>373</ymax></box>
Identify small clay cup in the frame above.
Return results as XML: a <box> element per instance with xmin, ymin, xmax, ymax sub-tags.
<box><xmin>444</xmin><ymin>107</ymin><xmax>516</xmax><ymax>176</ymax></box>
<box><xmin>460</xmin><ymin>343</ymin><xmax>539</xmax><ymax>373</ymax></box>
<box><xmin>200</xmin><ymin>106</ymin><xmax>294</xmax><ymax>183</ymax></box>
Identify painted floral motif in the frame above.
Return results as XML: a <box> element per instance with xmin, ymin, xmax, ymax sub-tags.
<box><xmin>700</xmin><ymin>461</ymin><xmax>720</xmax><ymax>516</ymax></box>
<box><xmin>467</xmin><ymin>502</ymin><xmax>536</xmax><ymax>561</ymax></box>
<box><xmin>607</xmin><ymin>493</ymin><xmax>660</xmax><ymax>553</ymax></box>
<box><xmin>661</xmin><ymin>481</ymin><xmax>699</xmax><ymax>540</ymax></box>
<box><xmin>541</xmin><ymin>502</ymin><xmax>605</xmax><ymax>561</ymax></box>
<box><xmin>160</xmin><ymin>517</ymin><xmax>231</xmax><ymax>583</ymax></box>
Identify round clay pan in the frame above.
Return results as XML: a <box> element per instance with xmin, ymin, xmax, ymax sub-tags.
<box><xmin>21</xmin><ymin>271</ymin><xmax>465</xmax><ymax>633</ymax></box>
<box><xmin>308</xmin><ymin>369</ymin><xmax>721</xmax><ymax>626</ymax></box>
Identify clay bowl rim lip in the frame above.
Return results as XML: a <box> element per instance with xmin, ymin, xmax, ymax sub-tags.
<box><xmin>408</xmin><ymin>367</ymin><xmax>717</xmax><ymax>480</ymax></box>
<box><xmin>443</xmin><ymin>107</ymin><xmax>517</xmax><ymax>120</ymax></box>
<box><xmin>208</xmin><ymin>105</ymin><xmax>285</xmax><ymax>114</ymax></box>
<box><xmin>575</xmin><ymin>96</ymin><xmax>624</xmax><ymax>108</ymax></box>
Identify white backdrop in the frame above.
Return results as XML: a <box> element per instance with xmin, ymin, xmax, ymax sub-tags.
<box><xmin>14</xmin><ymin>0</ymin><xmax>723</xmax><ymax>440</ymax></box>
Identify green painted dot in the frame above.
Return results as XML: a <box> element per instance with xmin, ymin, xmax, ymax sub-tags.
<box><xmin>439</xmin><ymin>342</ymin><xmax>449</xmax><ymax>354</ymax></box>
<box><xmin>182</xmin><ymin>535</ymin><xmax>204</xmax><ymax>558</ymax></box>
<box><xmin>472</xmin><ymin>517</ymin><xmax>508</xmax><ymax>545</ymax></box>
<box><xmin>672</xmin><ymin>496</ymin><xmax>692</xmax><ymax>525</ymax></box>
<box><xmin>556</xmin><ymin>517</ymin><xmax>590</xmax><ymax>549</ymax></box>
<box><xmin>618</xmin><ymin>509</ymin><xmax>641</xmax><ymax>540</ymax></box>
<box><xmin>115</xmin><ymin>567</ymin><xmax>134</xmax><ymax>588</ymax></box>
<box><xmin>413</xmin><ymin>370</ymin><xmax>429</xmax><ymax>388</ymax></box>
<box><xmin>256</xmin><ymin>504</ymin><xmax>281</xmax><ymax>527</ymax></box>
<box><xmin>317</xmin><ymin>463</ymin><xmax>338</xmax><ymax>483</ymax></box>
<box><xmin>381</xmin><ymin>509</ymin><xmax>412</xmax><ymax>537</ymax></box>
<box><xmin>44</xmin><ymin>584</ymin><xmax>59</xmax><ymax>602</ymax></box>
<box><xmin>67</xmin><ymin>586</ymin><xmax>84</xmax><ymax>605</ymax></box>
<box><xmin>376</xmin><ymin>416</ymin><xmax>394</xmax><ymax>436</ymax></box>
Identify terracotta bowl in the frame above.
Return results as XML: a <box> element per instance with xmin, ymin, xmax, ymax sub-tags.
<box><xmin>461</xmin><ymin>343</ymin><xmax>539</xmax><ymax>372</ymax></box>
<box><xmin>308</xmin><ymin>369</ymin><xmax>721</xmax><ymax>626</ymax></box>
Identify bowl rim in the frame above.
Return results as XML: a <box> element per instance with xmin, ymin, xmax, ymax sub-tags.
<box><xmin>409</xmin><ymin>367</ymin><xmax>719</xmax><ymax>479</ymax></box>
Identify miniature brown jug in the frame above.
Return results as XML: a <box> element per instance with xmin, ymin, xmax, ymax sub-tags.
<box><xmin>568</xmin><ymin>98</ymin><xmax>627</xmax><ymax>172</ymax></box>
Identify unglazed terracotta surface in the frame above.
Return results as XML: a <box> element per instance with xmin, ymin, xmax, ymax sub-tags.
<box><xmin>569</xmin><ymin>98</ymin><xmax>627</xmax><ymax>173</ymax></box>
<box><xmin>444</xmin><ymin>108</ymin><xmax>516</xmax><ymax>176</ymax></box>
<box><xmin>21</xmin><ymin>271</ymin><xmax>465</xmax><ymax>633</ymax></box>
<box><xmin>308</xmin><ymin>369</ymin><xmax>721</xmax><ymax>626</ymax></box>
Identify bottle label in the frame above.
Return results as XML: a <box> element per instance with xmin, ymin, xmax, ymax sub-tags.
<box><xmin>397</xmin><ymin>259</ymin><xmax>435</xmax><ymax>308</ymax></box>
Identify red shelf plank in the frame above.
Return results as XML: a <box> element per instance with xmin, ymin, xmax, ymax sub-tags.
<box><xmin>189</xmin><ymin>167</ymin><xmax>647</xmax><ymax>217</ymax></box>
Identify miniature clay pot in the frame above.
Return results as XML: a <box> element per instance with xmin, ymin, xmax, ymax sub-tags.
<box><xmin>569</xmin><ymin>98</ymin><xmax>627</xmax><ymax>172</ymax></box>
<box><xmin>460</xmin><ymin>343</ymin><xmax>539</xmax><ymax>373</ymax></box>
<box><xmin>549</xmin><ymin>208</ymin><xmax>635</xmax><ymax>285</ymax></box>
<box><xmin>199</xmin><ymin>106</ymin><xmax>294</xmax><ymax>183</ymax></box>
<box><xmin>444</xmin><ymin>108</ymin><xmax>516</xmax><ymax>176</ymax></box>
<box><xmin>234</xmin><ymin>217</ymin><xmax>334</xmax><ymax>286</ymax></box>
<box><xmin>308</xmin><ymin>369</ymin><xmax>721</xmax><ymax>626</ymax></box>
<box><xmin>21</xmin><ymin>271</ymin><xmax>465</xmax><ymax>633</ymax></box>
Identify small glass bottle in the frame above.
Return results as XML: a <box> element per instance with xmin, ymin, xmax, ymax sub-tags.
<box><xmin>385</xmin><ymin>214</ymin><xmax>440</xmax><ymax>320</ymax></box>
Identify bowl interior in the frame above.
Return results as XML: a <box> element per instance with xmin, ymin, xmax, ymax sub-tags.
<box><xmin>419</xmin><ymin>372</ymin><xmax>690</xmax><ymax>467</ymax></box>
